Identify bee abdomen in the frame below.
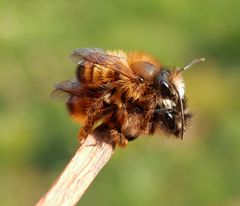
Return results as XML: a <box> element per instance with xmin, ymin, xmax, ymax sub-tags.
<box><xmin>67</xmin><ymin>96</ymin><xmax>88</xmax><ymax>124</ymax></box>
<box><xmin>76</xmin><ymin>62</ymin><xmax>116</xmax><ymax>83</ymax></box>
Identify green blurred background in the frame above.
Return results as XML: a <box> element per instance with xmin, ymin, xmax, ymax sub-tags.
<box><xmin>0</xmin><ymin>0</ymin><xmax>240</xmax><ymax>205</ymax></box>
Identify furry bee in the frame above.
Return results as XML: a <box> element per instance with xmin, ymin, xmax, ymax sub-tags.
<box><xmin>53</xmin><ymin>48</ymin><xmax>204</xmax><ymax>147</ymax></box>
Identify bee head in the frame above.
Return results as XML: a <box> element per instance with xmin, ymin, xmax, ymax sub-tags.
<box><xmin>154</xmin><ymin>58</ymin><xmax>204</xmax><ymax>139</ymax></box>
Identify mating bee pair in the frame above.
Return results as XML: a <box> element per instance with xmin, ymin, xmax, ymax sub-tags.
<box><xmin>53</xmin><ymin>48</ymin><xmax>204</xmax><ymax>147</ymax></box>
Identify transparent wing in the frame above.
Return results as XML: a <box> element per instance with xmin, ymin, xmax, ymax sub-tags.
<box><xmin>50</xmin><ymin>78</ymin><xmax>83</xmax><ymax>102</ymax></box>
<box><xmin>54</xmin><ymin>78</ymin><xmax>82</xmax><ymax>95</ymax></box>
<box><xmin>51</xmin><ymin>77</ymin><xmax>113</xmax><ymax>102</ymax></box>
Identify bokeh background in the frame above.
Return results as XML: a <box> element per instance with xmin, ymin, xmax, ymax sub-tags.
<box><xmin>0</xmin><ymin>0</ymin><xmax>240</xmax><ymax>205</ymax></box>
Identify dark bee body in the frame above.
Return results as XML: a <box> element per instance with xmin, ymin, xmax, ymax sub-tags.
<box><xmin>53</xmin><ymin>48</ymin><xmax>203</xmax><ymax>147</ymax></box>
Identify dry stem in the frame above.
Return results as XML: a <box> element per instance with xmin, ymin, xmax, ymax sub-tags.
<box><xmin>36</xmin><ymin>132</ymin><xmax>115</xmax><ymax>206</ymax></box>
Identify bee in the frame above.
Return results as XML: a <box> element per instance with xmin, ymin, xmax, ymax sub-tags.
<box><xmin>53</xmin><ymin>48</ymin><xmax>204</xmax><ymax>147</ymax></box>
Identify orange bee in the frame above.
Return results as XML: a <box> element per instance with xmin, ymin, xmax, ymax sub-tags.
<box><xmin>53</xmin><ymin>48</ymin><xmax>204</xmax><ymax>147</ymax></box>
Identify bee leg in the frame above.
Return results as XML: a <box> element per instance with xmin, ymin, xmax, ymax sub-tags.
<box><xmin>78</xmin><ymin>128</ymin><xmax>90</xmax><ymax>144</ymax></box>
<box><xmin>78</xmin><ymin>116</ymin><xmax>96</xmax><ymax>144</ymax></box>
<box><xmin>117</xmin><ymin>133</ymin><xmax>128</xmax><ymax>147</ymax></box>
<box><xmin>126</xmin><ymin>135</ymin><xmax>138</xmax><ymax>142</ymax></box>
<box><xmin>105</xmin><ymin>130</ymin><xmax>128</xmax><ymax>147</ymax></box>
<box><xmin>77</xmin><ymin>98</ymin><xmax>106</xmax><ymax>144</ymax></box>
<box><xmin>93</xmin><ymin>124</ymin><xmax>128</xmax><ymax>147</ymax></box>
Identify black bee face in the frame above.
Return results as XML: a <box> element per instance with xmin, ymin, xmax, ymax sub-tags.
<box><xmin>154</xmin><ymin>108</ymin><xmax>192</xmax><ymax>138</ymax></box>
<box><xmin>153</xmin><ymin>69</ymin><xmax>192</xmax><ymax>139</ymax></box>
<box><xmin>155</xmin><ymin>70</ymin><xmax>173</xmax><ymax>98</ymax></box>
<box><xmin>160</xmin><ymin>81</ymin><xmax>172</xmax><ymax>98</ymax></box>
<box><xmin>164</xmin><ymin>110</ymin><xmax>192</xmax><ymax>137</ymax></box>
<box><xmin>163</xmin><ymin>111</ymin><xmax>176</xmax><ymax>133</ymax></box>
<box><xmin>154</xmin><ymin>108</ymin><xmax>178</xmax><ymax>136</ymax></box>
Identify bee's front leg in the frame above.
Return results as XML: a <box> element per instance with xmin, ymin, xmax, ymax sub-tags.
<box><xmin>78</xmin><ymin>115</ymin><xmax>95</xmax><ymax>144</ymax></box>
<box><xmin>92</xmin><ymin>124</ymin><xmax>128</xmax><ymax>147</ymax></box>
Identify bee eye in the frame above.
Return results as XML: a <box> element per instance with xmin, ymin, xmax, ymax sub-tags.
<box><xmin>164</xmin><ymin>112</ymin><xmax>176</xmax><ymax>131</ymax></box>
<box><xmin>161</xmin><ymin>81</ymin><xmax>172</xmax><ymax>98</ymax></box>
<box><xmin>134</xmin><ymin>105</ymin><xmax>143</xmax><ymax>113</ymax></box>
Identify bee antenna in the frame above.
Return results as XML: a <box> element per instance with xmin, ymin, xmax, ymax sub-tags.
<box><xmin>174</xmin><ymin>57</ymin><xmax>205</xmax><ymax>138</ymax></box>
<box><xmin>179</xmin><ymin>57</ymin><xmax>205</xmax><ymax>73</ymax></box>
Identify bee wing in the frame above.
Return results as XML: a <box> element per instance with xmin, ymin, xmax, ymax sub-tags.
<box><xmin>51</xmin><ymin>77</ymin><xmax>113</xmax><ymax>102</ymax></box>
<box><xmin>54</xmin><ymin>78</ymin><xmax>82</xmax><ymax>95</ymax></box>
<box><xmin>50</xmin><ymin>89</ymin><xmax>75</xmax><ymax>103</ymax></box>
<box><xmin>50</xmin><ymin>78</ymin><xmax>83</xmax><ymax>102</ymax></box>
<box><xmin>70</xmin><ymin>48</ymin><xmax>140</xmax><ymax>80</ymax></box>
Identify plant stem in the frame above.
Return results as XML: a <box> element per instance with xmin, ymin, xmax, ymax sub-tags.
<box><xmin>36</xmin><ymin>133</ymin><xmax>115</xmax><ymax>206</ymax></box>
